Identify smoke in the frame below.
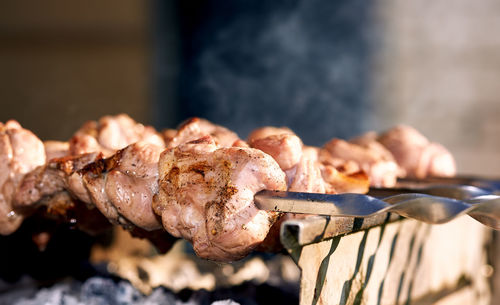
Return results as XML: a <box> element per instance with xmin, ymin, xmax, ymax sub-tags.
<box><xmin>177</xmin><ymin>0</ymin><xmax>379</xmax><ymax>145</ymax></box>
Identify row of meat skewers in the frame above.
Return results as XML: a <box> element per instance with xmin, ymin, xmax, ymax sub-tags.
<box><xmin>0</xmin><ymin>115</ymin><xmax>456</xmax><ymax>261</ymax></box>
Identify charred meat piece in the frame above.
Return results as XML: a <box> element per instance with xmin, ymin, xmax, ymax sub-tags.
<box><xmin>377</xmin><ymin>125</ymin><xmax>456</xmax><ymax>179</ymax></box>
<box><xmin>166</xmin><ymin>117</ymin><xmax>240</xmax><ymax>148</ymax></box>
<box><xmin>153</xmin><ymin>136</ymin><xmax>287</xmax><ymax>261</ymax></box>
<box><xmin>70</xmin><ymin>114</ymin><xmax>165</xmax><ymax>157</ymax></box>
<box><xmin>0</xmin><ymin>121</ymin><xmax>46</xmax><ymax>235</ymax></box>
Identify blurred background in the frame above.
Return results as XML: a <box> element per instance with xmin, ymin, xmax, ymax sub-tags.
<box><xmin>0</xmin><ymin>0</ymin><xmax>499</xmax><ymax>176</ymax></box>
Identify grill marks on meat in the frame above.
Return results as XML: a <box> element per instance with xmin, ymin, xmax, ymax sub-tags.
<box><xmin>154</xmin><ymin>136</ymin><xmax>287</xmax><ymax>261</ymax></box>
<box><xmin>70</xmin><ymin>114</ymin><xmax>165</xmax><ymax>157</ymax></box>
<box><xmin>0</xmin><ymin>121</ymin><xmax>46</xmax><ymax>235</ymax></box>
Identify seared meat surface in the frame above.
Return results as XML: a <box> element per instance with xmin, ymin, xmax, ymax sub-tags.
<box><xmin>153</xmin><ymin>136</ymin><xmax>287</xmax><ymax>261</ymax></box>
<box><xmin>0</xmin><ymin>121</ymin><xmax>46</xmax><ymax>235</ymax></box>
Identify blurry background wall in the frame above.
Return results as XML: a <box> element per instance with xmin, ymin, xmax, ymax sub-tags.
<box><xmin>0</xmin><ymin>0</ymin><xmax>499</xmax><ymax>178</ymax></box>
<box><xmin>0</xmin><ymin>0</ymin><xmax>152</xmax><ymax>140</ymax></box>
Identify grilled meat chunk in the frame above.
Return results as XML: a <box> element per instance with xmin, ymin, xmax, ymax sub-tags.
<box><xmin>248</xmin><ymin>127</ymin><xmax>303</xmax><ymax>171</ymax></box>
<box><xmin>321</xmin><ymin>138</ymin><xmax>399</xmax><ymax>188</ymax></box>
<box><xmin>70</xmin><ymin>114</ymin><xmax>165</xmax><ymax>157</ymax></box>
<box><xmin>377</xmin><ymin>125</ymin><xmax>456</xmax><ymax>179</ymax></box>
<box><xmin>14</xmin><ymin>153</ymin><xmax>101</xmax><ymax>209</ymax></box>
<box><xmin>82</xmin><ymin>142</ymin><xmax>163</xmax><ymax>231</ymax></box>
<box><xmin>153</xmin><ymin>136</ymin><xmax>287</xmax><ymax>261</ymax></box>
<box><xmin>166</xmin><ymin>118</ymin><xmax>240</xmax><ymax>148</ymax></box>
<box><xmin>0</xmin><ymin>121</ymin><xmax>46</xmax><ymax>235</ymax></box>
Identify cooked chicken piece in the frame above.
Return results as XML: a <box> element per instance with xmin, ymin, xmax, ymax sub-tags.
<box><xmin>166</xmin><ymin>117</ymin><xmax>240</xmax><ymax>148</ymax></box>
<box><xmin>44</xmin><ymin>141</ymin><xmax>70</xmax><ymax>161</ymax></box>
<box><xmin>321</xmin><ymin>138</ymin><xmax>399</xmax><ymax>188</ymax></box>
<box><xmin>153</xmin><ymin>136</ymin><xmax>287</xmax><ymax>261</ymax></box>
<box><xmin>377</xmin><ymin>125</ymin><xmax>456</xmax><ymax>179</ymax></box>
<box><xmin>82</xmin><ymin>142</ymin><xmax>163</xmax><ymax>231</ymax></box>
<box><xmin>70</xmin><ymin>114</ymin><xmax>165</xmax><ymax>157</ymax></box>
<box><xmin>0</xmin><ymin>121</ymin><xmax>46</xmax><ymax>235</ymax></box>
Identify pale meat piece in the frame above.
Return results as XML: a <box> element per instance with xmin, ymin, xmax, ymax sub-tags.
<box><xmin>44</xmin><ymin>141</ymin><xmax>70</xmax><ymax>161</ymax></box>
<box><xmin>166</xmin><ymin>117</ymin><xmax>240</xmax><ymax>148</ymax></box>
<box><xmin>81</xmin><ymin>142</ymin><xmax>163</xmax><ymax>231</ymax></box>
<box><xmin>70</xmin><ymin>114</ymin><xmax>165</xmax><ymax>157</ymax></box>
<box><xmin>247</xmin><ymin>126</ymin><xmax>294</xmax><ymax>143</ymax></box>
<box><xmin>321</xmin><ymin>138</ymin><xmax>399</xmax><ymax>188</ymax></box>
<box><xmin>258</xmin><ymin>146</ymin><xmax>328</xmax><ymax>252</ymax></box>
<box><xmin>248</xmin><ymin>130</ymin><xmax>303</xmax><ymax>171</ymax></box>
<box><xmin>153</xmin><ymin>136</ymin><xmax>287</xmax><ymax>261</ymax></box>
<box><xmin>287</xmin><ymin>147</ymin><xmax>327</xmax><ymax>193</ymax></box>
<box><xmin>0</xmin><ymin>121</ymin><xmax>46</xmax><ymax>235</ymax></box>
<box><xmin>377</xmin><ymin>125</ymin><xmax>456</xmax><ymax>178</ymax></box>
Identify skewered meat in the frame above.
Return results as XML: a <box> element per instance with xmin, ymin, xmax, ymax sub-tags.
<box><xmin>166</xmin><ymin>117</ymin><xmax>240</xmax><ymax>148</ymax></box>
<box><xmin>16</xmin><ymin>142</ymin><xmax>174</xmax><ymax>252</ymax></box>
<box><xmin>320</xmin><ymin>138</ymin><xmax>399</xmax><ymax>187</ymax></box>
<box><xmin>0</xmin><ymin>121</ymin><xmax>46</xmax><ymax>235</ymax></box>
<box><xmin>377</xmin><ymin>125</ymin><xmax>456</xmax><ymax>178</ymax></box>
<box><xmin>153</xmin><ymin>136</ymin><xmax>287</xmax><ymax>261</ymax></box>
<box><xmin>82</xmin><ymin>142</ymin><xmax>163</xmax><ymax>231</ymax></box>
<box><xmin>14</xmin><ymin>153</ymin><xmax>101</xmax><ymax>209</ymax></box>
<box><xmin>1</xmin><ymin>115</ymin><xmax>459</xmax><ymax>262</ymax></box>
<box><xmin>70</xmin><ymin>114</ymin><xmax>165</xmax><ymax>157</ymax></box>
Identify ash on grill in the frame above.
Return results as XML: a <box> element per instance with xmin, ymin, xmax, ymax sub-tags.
<box><xmin>0</xmin><ymin>225</ymin><xmax>300</xmax><ymax>305</ymax></box>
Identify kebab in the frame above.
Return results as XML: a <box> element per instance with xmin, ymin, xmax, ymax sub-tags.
<box><xmin>1</xmin><ymin>115</ymin><xmax>457</xmax><ymax>261</ymax></box>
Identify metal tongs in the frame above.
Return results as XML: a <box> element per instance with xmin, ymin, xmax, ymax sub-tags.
<box><xmin>254</xmin><ymin>176</ymin><xmax>500</xmax><ymax>230</ymax></box>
